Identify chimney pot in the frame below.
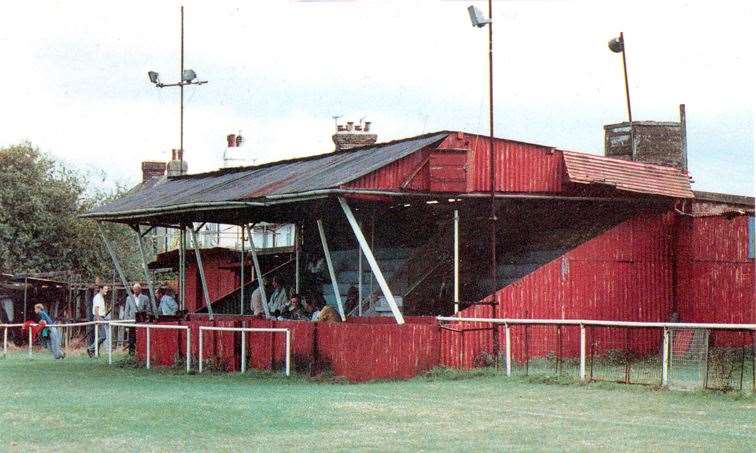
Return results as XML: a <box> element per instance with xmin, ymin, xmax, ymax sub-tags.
<box><xmin>346</xmin><ymin>121</ymin><xmax>354</xmax><ymax>131</ymax></box>
<box><xmin>364</xmin><ymin>121</ymin><xmax>371</xmax><ymax>132</ymax></box>
<box><xmin>141</xmin><ymin>161</ymin><xmax>166</xmax><ymax>181</ymax></box>
<box><xmin>227</xmin><ymin>134</ymin><xmax>237</xmax><ymax>148</ymax></box>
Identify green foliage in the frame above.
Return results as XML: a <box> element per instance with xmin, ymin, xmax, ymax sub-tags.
<box><xmin>0</xmin><ymin>142</ymin><xmax>141</xmax><ymax>280</ymax></box>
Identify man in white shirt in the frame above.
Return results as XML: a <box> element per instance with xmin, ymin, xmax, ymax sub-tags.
<box><xmin>87</xmin><ymin>284</ymin><xmax>110</xmax><ymax>357</ymax></box>
<box><xmin>123</xmin><ymin>283</ymin><xmax>150</xmax><ymax>355</ymax></box>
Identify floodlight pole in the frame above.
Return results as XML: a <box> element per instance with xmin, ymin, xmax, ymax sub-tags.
<box><xmin>180</xmin><ymin>5</ymin><xmax>184</xmax><ymax>172</ymax></box>
<box><xmin>619</xmin><ymin>32</ymin><xmax>632</xmax><ymax>124</ymax></box>
<box><xmin>481</xmin><ymin>0</ymin><xmax>500</xmax><ymax>363</ymax></box>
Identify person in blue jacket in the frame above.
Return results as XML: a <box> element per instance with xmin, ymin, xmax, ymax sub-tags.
<box><xmin>34</xmin><ymin>303</ymin><xmax>65</xmax><ymax>359</ymax></box>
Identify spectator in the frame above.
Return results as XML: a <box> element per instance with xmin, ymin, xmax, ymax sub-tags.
<box><xmin>87</xmin><ymin>284</ymin><xmax>109</xmax><ymax>357</ymax></box>
<box><xmin>268</xmin><ymin>275</ymin><xmax>289</xmax><ymax>316</ymax></box>
<box><xmin>282</xmin><ymin>293</ymin><xmax>308</xmax><ymax>321</ymax></box>
<box><xmin>34</xmin><ymin>303</ymin><xmax>64</xmax><ymax>359</ymax></box>
<box><xmin>344</xmin><ymin>286</ymin><xmax>359</xmax><ymax>315</ymax></box>
<box><xmin>159</xmin><ymin>287</ymin><xmax>179</xmax><ymax>316</ymax></box>
<box><xmin>249</xmin><ymin>282</ymin><xmax>265</xmax><ymax>317</ymax></box>
<box><xmin>305</xmin><ymin>292</ymin><xmax>341</xmax><ymax>323</ymax></box>
<box><xmin>123</xmin><ymin>283</ymin><xmax>150</xmax><ymax>355</ymax></box>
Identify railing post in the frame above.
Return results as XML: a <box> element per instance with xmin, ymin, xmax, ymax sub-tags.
<box><xmin>94</xmin><ymin>321</ymin><xmax>99</xmax><ymax>358</ymax></box>
<box><xmin>198</xmin><ymin>328</ymin><xmax>204</xmax><ymax>373</ymax></box>
<box><xmin>28</xmin><ymin>326</ymin><xmax>33</xmax><ymax>358</ymax></box>
<box><xmin>186</xmin><ymin>329</ymin><xmax>191</xmax><ymax>373</ymax></box>
<box><xmin>241</xmin><ymin>331</ymin><xmax>246</xmax><ymax>374</ymax></box>
<box><xmin>3</xmin><ymin>327</ymin><xmax>7</xmax><ymax>359</ymax></box>
<box><xmin>504</xmin><ymin>322</ymin><xmax>511</xmax><ymax>377</ymax></box>
<box><xmin>108</xmin><ymin>324</ymin><xmax>113</xmax><ymax>365</ymax></box>
<box><xmin>662</xmin><ymin>327</ymin><xmax>669</xmax><ymax>387</ymax></box>
<box><xmin>285</xmin><ymin>329</ymin><xmax>291</xmax><ymax>377</ymax></box>
<box><xmin>579</xmin><ymin>324</ymin><xmax>586</xmax><ymax>383</ymax></box>
<box><xmin>146</xmin><ymin>327</ymin><xmax>151</xmax><ymax>370</ymax></box>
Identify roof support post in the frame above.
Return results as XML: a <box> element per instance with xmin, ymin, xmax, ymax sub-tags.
<box><xmin>240</xmin><ymin>226</ymin><xmax>245</xmax><ymax>315</ymax></box>
<box><xmin>97</xmin><ymin>223</ymin><xmax>134</xmax><ymax>304</ymax></box>
<box><xmin>178</xmin><ymin>229</ymin><xmax>186</xmax><ymax>311</ymax></box>
<box><xmin>317</xmin><ymin>219</ymin><xmax>346</xmax><ymax>321</ymax></box>
<box><xmin>337</xmin><ymin>197</ymin><xmax>404</xmax><ymax>324</ymax></box>
<box><xmin>245</xmin><ymin>224</ymin><xmax>270</xmax><ymax>318</ymax></box>
<box><xmin>357</xmin><ymin>223</ymin><xmax>363</xmax><ymax>317</ymax></box>
<box><xmin>135</xmin><ymin>225</ymin><xmax>158</xmax><ymax>315</ymax></box>
<box><xmin>454</xmin><ymin>209</ymin><xmax>460</xmax><ymax>314</ymax></box>
<box><xmin>189</xmin><ymin>225</ymin><xmax>214</xmax><ymax>319</ymax></box>
<box><xmin>294</xmin><ymin>225</ymin><xmax>300</xmax><ymax>294</ymax></box>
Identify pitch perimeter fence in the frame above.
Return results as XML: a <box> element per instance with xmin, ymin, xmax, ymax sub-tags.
<box><xmin>438</xmin><ymin>317</ymin><xmax>755</xmax><ymax>393</ymax></box>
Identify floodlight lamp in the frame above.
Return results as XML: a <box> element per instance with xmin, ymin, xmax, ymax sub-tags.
<box><xmin>182</xmin><ymin>69</ymin><xmax>197</xmax><ymax>82</ymax></box>
<box><xmin>148</xmin><ymin>71</ymin><xmax>160</xmax><ymax>84</ymax></box>
<box><xmin>468</xmin><ymin>5</ymin><xmax>491</xmax><ymax>28</ymax></box>
<box><xmin>608</xmin><ymin>36</ymin><xmax>624</xmax><ymax>53</ymax></box>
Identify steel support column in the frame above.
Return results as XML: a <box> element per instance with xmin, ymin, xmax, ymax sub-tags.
<box><xmin>338</xmin><ymin>197</ymin><xmax>404</xmax><ymax>324</ymax></box>
<box><xmin>240</xmin><ymin>226</ymin><xmax>245</xmax><ymax>315</ymax></box>
<box><xmin>454</xmin><ymin>209</ymin><xmax>460</xmax><ymax>314</ymax></box>
<box><xmin>317</xmin><ymin>219</ymin><xmax>346</xmax><ymax>321</ymax></box>
<box><xmin>189</xmin><ymin>226</ymin><xmax>214</xmax><ymax>319</ymax></box>
<box><xmin>97</xmin><ymin>224</ymin><xmax>134</xmax><ymax>303</ymax></box>
<box><xmin>135</xmin><ymin>226</ymin><xmax>158</xmax><ymax>315</ymax></box>
<box><xmin>245</xmin><ymin>225</ymin><xmax>269</xmax><ymax>318</ymax></box>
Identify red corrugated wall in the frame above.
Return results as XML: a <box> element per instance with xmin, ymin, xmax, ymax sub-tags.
<box><xmin>438</xmin><ymin>133</ymin><xmax>564</xmax><ymax>193</ymax></box>
<box><xmin>441</xmin><ymin>212</ymin><xmax>675</xmax><ymax>368</ymax></box>
<box><xmin>344</xmin><ymin>147</ymin><xmax>432</xmax><ymax>191</ymax></box>
<box><xmin>343</xmin><ymin>132</ymin><xmax>563</xmax><ymax>194</ymax></box>
<box><xmin>676</xmin><ymin>215</ymin><xmax>754</xmax><ymax>345</ymax></box>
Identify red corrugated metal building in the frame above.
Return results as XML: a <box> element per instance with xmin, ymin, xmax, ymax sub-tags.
<box><xmin>88</xmin><ymin>128</ymin><xmax>753</xmax><ymax>380</ymax></box>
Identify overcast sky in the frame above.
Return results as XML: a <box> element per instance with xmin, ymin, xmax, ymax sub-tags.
<box><xmin>0</xmin><ymin>0</ymin><xmax>753</xmax><ymax>196</ymax></box>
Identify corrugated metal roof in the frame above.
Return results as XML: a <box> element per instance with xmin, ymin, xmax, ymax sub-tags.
<box><xmin>562</xmin><ymin>151</ymin><xmax>693</xmax><ymax>198</ymax></box>
<box><xmin>86</xmin><ymin>132</ymin><xmax>449</xmax><ymax>218</ymax></box>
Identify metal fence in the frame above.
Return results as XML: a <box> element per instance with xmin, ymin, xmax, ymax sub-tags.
<box><xmin>438</xmin><ymin>317</ymin><xmax>755</xmax><ymax>393</ymax></box>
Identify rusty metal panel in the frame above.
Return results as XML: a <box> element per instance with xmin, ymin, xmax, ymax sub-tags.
<box><xmin>562</xmin><ymin>151</ymin><xmax>693</xmax><ymax>198</ymax></box>
<box><xmin>344</xmin><ymin>147</ymin><xmax>432</xmax><ymax>191</ymax></box>
<box><xmin>429</xmin><ymin>150</ymin><xmax>467</xmax><ymax>192</ymax></box>
<box><xmin>438</xmin><ymin>133</ymin><xmax>563</xmax><ymax>193</ymax></box>
<box><xmin>676</xmin><ymin>216</ymin><xmax>754</xmax><ymax>326</ymax></box>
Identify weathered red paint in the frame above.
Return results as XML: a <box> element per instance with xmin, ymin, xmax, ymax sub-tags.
<box><xmin>438</xmin><ymin>133</ymin><xmax>564</xmax><ymax>193</ymax></box>
<box><xmin>676</xmin><ymin>215</ymin><xmax>754</xmax><ymax>345</ymax></box>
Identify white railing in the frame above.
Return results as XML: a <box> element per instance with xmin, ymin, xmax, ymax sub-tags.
<box><xmin>1</xmin><ymin>321</ymin><xmax>291</xmax><ymax>377</ymax></box>
<box><xmin>1</xmin><ymin>320</ymin><xmax>121</xmax><ymax>359</ymax></box>
<box><xmin>198</xmin><ymin>326</ymin><xmax>291</xmax><ymax>376</ymax></box>
<box><xmin>109</xmin><ymin>322</ymin><xmax>190</xmax><ymax>372</ymax></box>
<box><xmin>437</xmin><ymin>316</ymin><xmax>756</xmax><ymax>386</ymax></box>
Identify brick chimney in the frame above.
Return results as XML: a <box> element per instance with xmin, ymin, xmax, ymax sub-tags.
<box><xmin>141</xmin><ymin>161</ymin><xmax>166</xmax><ymax>181</ymax></box>
<box><xmin>166</xmin><ymin>149</ymin><xmax>188</xmax><ymax>176</ymax></box>
<box><xmin>603</xmin><ymin>104</ymin><xmax>688</xmax><ymax>171</ymax></box>
<box><xmin>332</xmin><ymin>119</ymin><xmax>378</xmax><ymax>151</ymax></box>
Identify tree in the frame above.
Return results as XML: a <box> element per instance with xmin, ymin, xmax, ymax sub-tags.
<box><xmin>0</xmin><ymin>143</ymin><xmax>141</xmax><ymax>280</ymax></box>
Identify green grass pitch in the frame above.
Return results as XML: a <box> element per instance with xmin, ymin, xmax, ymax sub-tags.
<box><xmin>1</xmin><ymin>352</ymin><xmax>753</xmax><ymax>451</ymax></box>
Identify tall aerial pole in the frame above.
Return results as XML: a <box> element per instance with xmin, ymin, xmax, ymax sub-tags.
<box><xmin>486</xmin><ymin>0</ymin><xmax>499</xmax><ymax>365</ymax></box>
<box><xmin>180</xmin><ymin>6</ymin><xmax>184</xmax><ymax>172</ymax></box>
<box><xmin>147</xmin><ymin>6</ymin><xmax>207</xmax><ymax>176</ymax></box>
<box><xmin>468</xmin><ymin>0</ymin><xmax>499</xmax><ymax>363</ymax></box>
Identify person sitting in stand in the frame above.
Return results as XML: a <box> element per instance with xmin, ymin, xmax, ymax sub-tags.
<box><xmin>344</xmin><ymin>285</ymin><xmax>359</xmax><ymax>315</ymax></box>
<box><xmin>267</xmin><ymin>275</ymin><xmax>289</xmax><ymax>317</ymax></box>
<box><xmin>34</xmin><ymin>303</ymin><xmax>65</xmax><ymax>359</ymax></box>
<box><xmin>304</xmin><ymin>293</ymin><xmax>342</xmax><ymax>323</ymax></box>
<box><xmin>282</xmin><ymin>293</ymin><xmax>309</xmax><ymax>321</ymax></box>
<box><xmin>249</xmin><ymin>279</ymin><xmax>266</xmax><ymax>318</ymax></box>
<box><xmin>159</xmin><ymin>287</ymin><xmax>179</xmax><ymax>316</ymax></box>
